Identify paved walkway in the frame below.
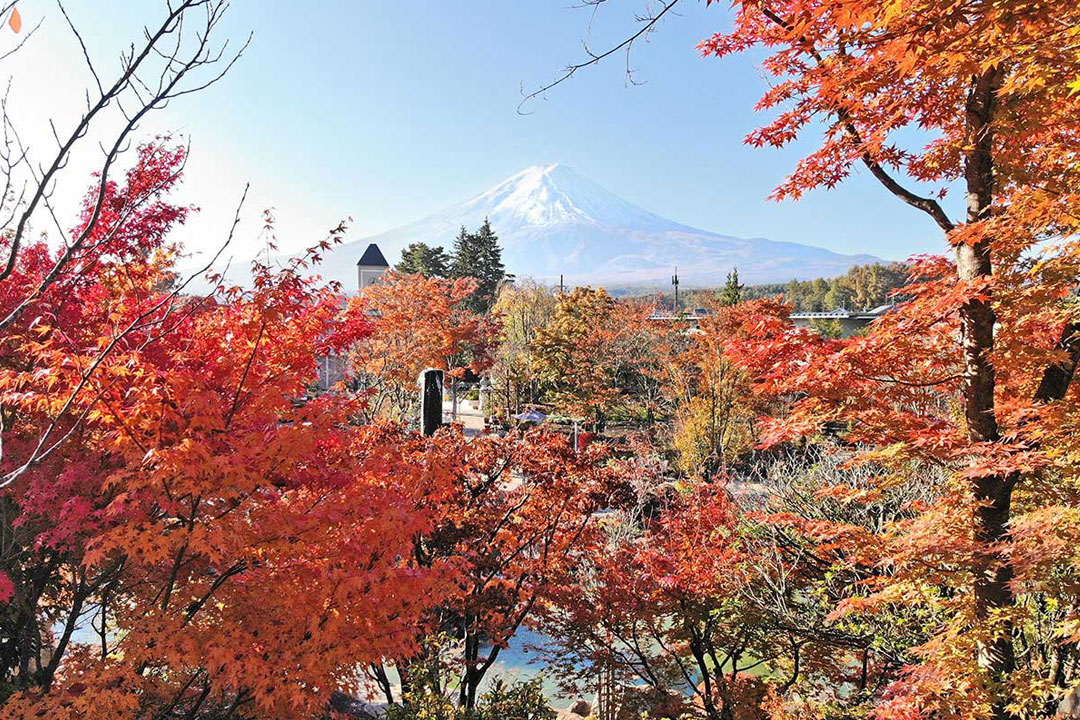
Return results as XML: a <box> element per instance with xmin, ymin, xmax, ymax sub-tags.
<box><xmin>443</xmin><ymin>398</ymin><xmax>486</xmax><ymax>438</ymax></box>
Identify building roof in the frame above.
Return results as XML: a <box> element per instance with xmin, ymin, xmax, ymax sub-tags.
<box><xmin>356</xmin><ymin>243</ymin><xmax>389</xmax><ymax>268</ymax></box>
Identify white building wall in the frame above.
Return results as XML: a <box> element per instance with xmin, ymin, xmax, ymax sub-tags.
<box><xmin>358</xmin><ymin>265</ymin><xmax>387</xmax><ymax>290</ymax></box>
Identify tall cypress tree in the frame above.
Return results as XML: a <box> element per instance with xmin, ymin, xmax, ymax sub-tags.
<box><xmin>718</xmin><ymin>267</ymin><xmax>744</xmax><ymax>306</ymax></box>
<box><xmin>451</xmin><ymin>218</ymin><xmax>507</xmax><ymax>313</ymax></box>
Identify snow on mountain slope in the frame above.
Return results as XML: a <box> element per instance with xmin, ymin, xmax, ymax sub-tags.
<box><xmin>297</xmin><ymin>163</ymin><xmax>879</xmax><ymax>291</ymax></box>
<box><xmin>466</xmin><ymin>163</ymin><xmax>681</xmax><ymax>230</ymax></box>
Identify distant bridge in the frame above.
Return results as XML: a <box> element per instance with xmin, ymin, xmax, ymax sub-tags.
<box><xmin>789</xmin><ymin>305</ymin><xmax>893</xmax><ymax>337</ymax></box>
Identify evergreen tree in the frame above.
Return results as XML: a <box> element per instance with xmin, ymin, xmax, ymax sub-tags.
<box><xmin>824</xmin><ymin>277</ymin><xmax>853</xmax><ymax>310</ymax></box>
<box><xmin>718</xmin><ymin>267</ymin><xmax>744</xmax><ymax>306</ymax></box>
<box><xmin>742</xmin><ymin>263</ymin><xmax>908</xmax><ymax>310</ymax></box>
<box><xmin>808</xmin><ymin>277</ymin><xmax>829</xmax><ymax>311</ymax></box>
<box><xmin>451</xmin><ymin>218</ymin><xmax>507</xmax><ymax>313</ymax></box>
<box><xmin>785</xmin><ymin>278</ymin><xmax>802</xmax><ymax>308</ymax></box>
<box><xmin>396</xmin><ymin>242</ymin><xmax>450</xmax><ymax>277</ymax></box>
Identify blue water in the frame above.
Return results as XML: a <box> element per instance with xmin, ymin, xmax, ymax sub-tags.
<box><xmin>478</xmin><ymin>627</ymin><xmax>580</xmax><ymax>708</ymax></box>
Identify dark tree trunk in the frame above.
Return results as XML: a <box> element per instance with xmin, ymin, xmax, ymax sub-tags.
<box><xmin>712</xmin><ymin>669</ymin><xmax>736</xmax><ymax>720</ymax></box>
<box><xmin>42</xmin><ymin>577</ymin><xmax>88</xmax><ymax>691</ymax></box>
<box><xmin>459</xmin><ymin>624</ymin><xmax>478</xmax><ymax>709</ymax></box>
<box><xmin>369</xmin><ymin>663</ymin><xmax>395</xmax><ymax>706</ymax></box>
<box><xmin>958</xmin><ymin>66</ymin><xmax>1017</xmax><ymax>720</ymax></box>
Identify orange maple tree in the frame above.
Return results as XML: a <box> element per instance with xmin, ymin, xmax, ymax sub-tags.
<box><xmin>373</xmin><ymin>428</ymin><xmax>613</xmax><ymax>711</ymax></box>
<box><xmin>347</xmin><ymin>271</ymin><xmax>498</xmax><ymax>419</ymax></box>
<box><xmin>0</xmin><ymin>143</ymin><xmax>459</xmax><ymax>719</ymax></box>
<box><xmin>532</xmin><ymin>287</ymin><xmax>663</xmax><ymax>428</ymax></box>
<box><xmin>539</xmin><ymin>474</ymin><xmax>770</xmax><ymax>720</ymax></box>
<box><xmin>699</xmin><ymin>0</ymin><xmax>1080</xmax><ymax>716</ymax></box>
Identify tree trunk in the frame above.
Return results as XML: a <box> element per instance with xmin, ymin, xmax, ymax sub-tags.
<box><xmin>369</xmin><ymin>663</ymin><xmax>395</xmax><ymax>706</ymax></box>
<box><xmin>712</xmin><ymin>669</ymin><xmax>736</xmax><ymax>720</ymax></box>
<box><xmin>459</xmin><ymin>626</ymin><xmax>476</xmax><ymax>709</ymax></box>
<box><xmin>958</xmin><ymin>66</ymin><xmax>1016</xmax><ymax>719</ymax></box>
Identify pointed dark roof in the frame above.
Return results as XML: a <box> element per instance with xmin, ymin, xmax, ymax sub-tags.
<box><xmin>356</xmin><ymin>243</ymin><xmax>389</xmax><ymax>268</ymax></box>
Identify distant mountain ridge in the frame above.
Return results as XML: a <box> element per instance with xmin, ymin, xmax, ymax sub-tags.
<box><xmin>296</xmin><ymin>163</ymin><xmax>879</xmax><ymax>290</ymax></box>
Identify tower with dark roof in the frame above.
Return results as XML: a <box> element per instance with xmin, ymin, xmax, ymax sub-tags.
<box><xmin>356</xmin><ymin>243</ymin><xmax>389</xmax><ymax>291</ymax></box>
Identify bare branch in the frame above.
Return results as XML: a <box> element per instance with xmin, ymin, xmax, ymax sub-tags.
<box><xmin>56</xmin><ymin>1</ymin><xmax>104</xmax><ymax>95</ymax></box>
<box><xmin>0</xmin><ymin>14</ymin><xmax>42</xmax><ymax>63</ymax></box>
<box><xmin>0</xmin><ymin>0</ymin><xmax>248</xmax><ymax>304</ymax></box>
<box><xmin>519</xmin><ymin>0</ymin><xmax>682</xmax><ymax>114</ymax></box>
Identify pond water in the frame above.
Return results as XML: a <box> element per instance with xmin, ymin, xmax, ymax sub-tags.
<box><xmin>65</xmin><ymin>613</ymin><xmax>585</xmax><ymax>708</ymax></box>
<box><xmin>367</xmin><ymin>628</ymin><xmax>584</xmax><ymax>709</ymax></box>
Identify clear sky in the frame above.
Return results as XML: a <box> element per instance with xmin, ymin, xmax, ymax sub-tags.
<box><xmin>2</xmin><ymin>1</ymin><xmax>952</xmax><ymax>267</ymax></box>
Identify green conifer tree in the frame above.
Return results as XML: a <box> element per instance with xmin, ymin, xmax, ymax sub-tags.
<box><xmin>824</xmin><ymin>277</ymin><xmax>854</xmax><ymax>310</ymax></box>
<box><xmin>808</xmin><ymin>277</ymin><xmax>829</xmax><ymax>311</ymax></box>
<box><xmin>785</xmin><ymin>278</ymin><xmax>802</xmax><ymax>309</ymax></box>
<box><xmin>396</xmin><ymin>242</ymin><xmax>451</xmax><ymax>277</ymax></box>
<box><xmin>451</xmin><ymin>218</ymin><xmax>508</xmax><ymax>313</ymax></box>
<box><xmin>718</xmin><ymin>267</ymin><xmax>744</xmax><ymax>306</ymax></box>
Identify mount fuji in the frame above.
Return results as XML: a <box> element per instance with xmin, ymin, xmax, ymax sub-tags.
<box><xmin>306</xmin><ymin>164</ymin><xmax>878</xmax><ymax>290</ymax></box>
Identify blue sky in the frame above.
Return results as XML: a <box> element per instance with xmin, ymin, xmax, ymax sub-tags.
<box><xmin>3</xmin><ymin>1</ymin><xmax>951</xmax><ymax>265</ymax></box>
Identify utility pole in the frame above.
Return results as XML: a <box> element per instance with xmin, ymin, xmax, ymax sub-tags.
<box><xmin>559</xmin><ymin>274</ymin><xmax>565</xmax><ymax>295</ymax></box>
<box><xmin>671</xmin><ymin>267</ymin><xmax>680</xmax><ymax>314</ymax></box>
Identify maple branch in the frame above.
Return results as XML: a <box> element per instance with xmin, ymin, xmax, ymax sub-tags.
<box><xmin>223</xmin><ymin>321</ymin><xmax>266</xmax><ymax>431</ymax></box>
<box><xmin>647</xmin><ymin>607</ymin><xmax>702</xmax><ymax>693</ymax></box>
<box><xmin>159</xmin><ymin>498</ymin><xmax>200</xmax><ymax>613</ymax></box>
<box><xmin>848</xmin><ymin>369</ymin><xmax>963</xmax><ymax>388</ymax></box>
<box><xmin>0</xmin><ymin>141</ymin><xmax>191</xmax><ymax>331</ymax></box>
<box><xmin>779</xmin><ymin>637</ymin><xmax>803</xmax><ymax>692</ymax></box>
<box><xmin>151</xmin><ymin>670</ymin><xmax>206</xmax><ymax>720</ymax></box>
<box><xmin>182</xmin><ymin>682</ymin><xmax>214</xmax><ymax>720</ymax></box>
<box><xmin>181</xmin><ymin>560</ymin><xmax>247</xmax><ymax>626</ymax></box>
<box><xmin>1034</xmin><ymin>321</ymin><xmax>1080</xmax><ymax>403</ymax></box>
<box><xmin>848</xmin><ymin>133</ymin><xmax>956</xmax><ymax>232</ymax></box>
<box><xmin>758</xmin><ymin>6</ymin><xmax>956</xmax><ymax>233</ymax></box>
<box><xmin>220</xmin><ymin>690</ymin><xmax>253</xmax><ymax>720</ymax></box>
<box><xmin>0</xmin><ymin>224</ymin><xmax>236</xmax><ymax>487</ymax></box>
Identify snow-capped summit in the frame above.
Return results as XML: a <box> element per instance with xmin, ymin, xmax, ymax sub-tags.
<box><xmin>462</xmin><ymin>163</ymin><xmax>680</xmax><ymax>231</ymax></box>
<box><xmin>302</xmin><ymin>164</ymin><xmax>879</xmax><ymax>290</ymax></box>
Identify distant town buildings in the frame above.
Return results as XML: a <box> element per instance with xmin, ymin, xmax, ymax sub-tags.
<box><xmin>646</xmin><ymin>309</ymin><xmax>709</xmax><ymax>325</ymax></box>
